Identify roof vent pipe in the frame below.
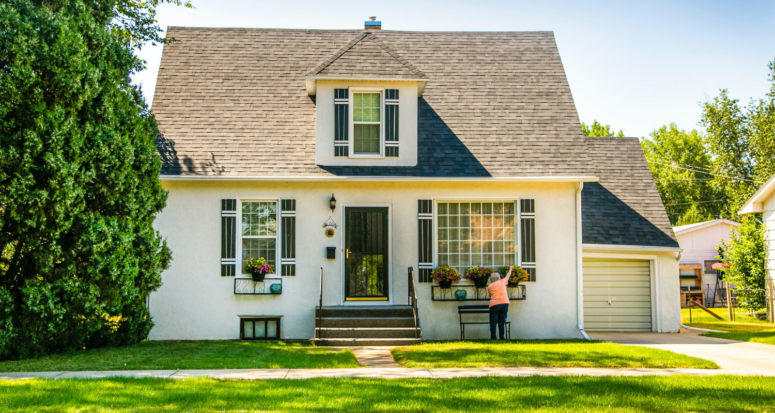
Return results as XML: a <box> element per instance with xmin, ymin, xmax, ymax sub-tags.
<box><xmin>365</xmin><ymin>17</ymin><xmax>381</xmax><ymax>30</ymax></box>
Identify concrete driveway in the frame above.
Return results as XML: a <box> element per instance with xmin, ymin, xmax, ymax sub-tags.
<box><xmin>588</xmin><ymin>330</ymin><xmax>775</xmax><ymax>371</ymax></box>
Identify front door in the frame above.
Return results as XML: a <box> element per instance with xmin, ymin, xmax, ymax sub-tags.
<box><xmin>345</xmin><ymin>207</ymin><xmax>389</xmax><ymax>301</ymax></box>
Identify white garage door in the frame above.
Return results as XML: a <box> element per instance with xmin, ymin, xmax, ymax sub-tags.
<box><xmin>583</xmin><ymin>258</ymin><xmax>652</xmax><ymax>331</ymax></box>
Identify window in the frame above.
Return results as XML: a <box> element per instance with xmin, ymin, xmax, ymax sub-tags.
<box><xmin>352</xmin><ymin>92</ymin><xmax>381</xmax><ymax>155</ymax></box>
<box><xmin>241</xmin><ymin>201</ymin><xmax>277</xmax><ymax>274</ymax></box>
<box><xmin>240</xmin><ymin>317</ymin><xmax>280</xmax><ymax>340</ymax></box>
<box><xmin>437</xmin><ymin>202</ymin><xmax>517</xmax><ymax>275</ymax></box>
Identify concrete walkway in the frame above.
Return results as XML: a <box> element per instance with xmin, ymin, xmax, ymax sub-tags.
<box><xmin>349</xmin><ymin>347</ymin><xmax>401</xmax><ymax>368</ymax></box>
<box><xmin>3</xmin><ymin>367</ymin><xmax>775</xmax><ymax>381</ymax></box>
<box><xmin>588</xmin><ymin>331</ymin><xmax>775</xmax><ymax>371</ymax></box>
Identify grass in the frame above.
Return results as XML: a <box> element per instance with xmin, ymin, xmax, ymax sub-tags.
<box><xmin>2</xmin><ymin>376</ymin><xmax>774</xmax><ymax>412</ymax></box>
<box><xmin>390</xmin><ymin>340</ymin><xmax>718</xmax><ymax>369</ymax></box>
<box><xmin>682</xmin><ymin>307</ymin><xmax>775</xmax><ymax>346</ymax></box>
<box><xmin>0</xmin><ymin>341</ymin><xmax>360</xmax><ymax>372</ymax></box>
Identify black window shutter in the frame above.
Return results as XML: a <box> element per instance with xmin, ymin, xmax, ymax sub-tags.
<box><xmin>221</xmin><ymin>199</ymin><xmax>237</xmax><ymax>276</ymax></box>
<box><xmin>519</xmin><ymin>199</ymin><xmax>536</xmax><ymax>281</ymax></box>
<box><xmin>385</xmin><ymin>89</ymin><xmax>399</xmax><ymax>157</ymax></box>
<box><xmin>334</xmin><ymin>89</ymin><xmax>349</xmax><ymax>157</ymax></box>
<box><xmin>281</xmin><ymin>199</ymin><xmax>296</xmax><ymax>276</ymax></box>
<box><xmin>418</xmin><ymin>200</ymin><xmax>433</xmax><ymax>282</ymax></box>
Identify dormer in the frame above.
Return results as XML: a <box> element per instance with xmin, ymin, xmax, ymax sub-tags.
<box><xmin>307</xmin><ymin>29</ymin><xmax>428</xmax><ymax>167</ymax></box>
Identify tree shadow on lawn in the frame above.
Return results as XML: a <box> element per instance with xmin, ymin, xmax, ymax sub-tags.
<box><xmin>2</xmin><ymin>376</ymin><xmax>774</xmax><ymax>412</ymax></box>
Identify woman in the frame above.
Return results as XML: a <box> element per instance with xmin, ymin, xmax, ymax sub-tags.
<box><xmin>487</xmin><ymin>266</ymin><xmax>512</xmax><ymax>340</ymax></box>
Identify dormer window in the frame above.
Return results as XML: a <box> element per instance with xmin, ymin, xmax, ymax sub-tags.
<box><xmin>352</xmin><ymin>91</ymin><xmax>382</xmax><ymax>156</ymax></box>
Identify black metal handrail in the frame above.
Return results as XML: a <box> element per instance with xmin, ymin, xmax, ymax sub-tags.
<box><xmin>408</xmin><ymin>267</ymin><xmax>420</xmax><ymax>339</ymax></box>
<box><xmin>431</xmin><ymin>284</ymin><xmax>526</xmax><ymax>301</ymax></box>
<box><xmin>316</xmin><ymin>267</ymin><xmax>323</xmax><ymax>340</ymax></box>
<box><xmin>234</xmin><ymin>278</ymin><xmax>282</xmax><ymax>295</ymax></box>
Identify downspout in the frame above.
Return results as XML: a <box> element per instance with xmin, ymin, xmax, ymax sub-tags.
<box><xmin>576</xmin><ymin>182</ymin><xmax>590</xmax><ymax>340</ymax></box>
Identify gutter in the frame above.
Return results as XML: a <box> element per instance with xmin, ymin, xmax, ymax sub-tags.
<box><xmin>159</xmin><ymin>175</ymin><xmax>601</xmax><ymax>183</ymax></box>
<box><xmin>582</xmin><ymin>244</ymin><xmax>682</xmax><ymax>253</ymax></box>
<box><xmin>576</xmin><ymin>182</ymin><xmax>590</xmax><ymax>340</ymax></box>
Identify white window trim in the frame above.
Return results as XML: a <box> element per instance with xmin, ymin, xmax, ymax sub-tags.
<box><xmin>348</xmin><ymin>87</ymin><xmax>385</xmax><ymax>159</ymax></box>
<box><xmin>433</xmin><ymin>199</ymin><xmax>525</xmax><ymax>282</ymax></box>
<box><xmin>237</xmin><ymin>199</ymin><xmax>281</xmax><ymax>276</ymax></box>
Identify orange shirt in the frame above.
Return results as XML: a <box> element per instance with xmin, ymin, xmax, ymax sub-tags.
<box><xmin>487</xmin><ymin>276</ymin><xmax>510</xmax><ymax>307</ymax></box>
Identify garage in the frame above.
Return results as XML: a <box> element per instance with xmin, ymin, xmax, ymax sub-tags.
<box><xmin>583</xmin><ymin>258</ymin><xmax>653</xmax><ymax>331</ymax></box>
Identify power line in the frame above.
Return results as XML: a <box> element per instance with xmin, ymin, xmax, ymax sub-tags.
<box><xmin>649</xmin><ymin>160</ymin><xmax>759</xmax><ymax>183</ymax></box>
<box><xmin>665</xmin><ymin>199</ymin><xmax>726</xmax><ymax>206</ymax></box>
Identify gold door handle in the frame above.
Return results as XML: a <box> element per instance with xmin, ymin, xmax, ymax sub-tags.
<box><xmin>346</xmin><ymin>249</ymin><xmax>350</xmax><ymax>259</ymax></box>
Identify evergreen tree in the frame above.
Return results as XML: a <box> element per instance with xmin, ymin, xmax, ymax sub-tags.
<box><xmin>0</xmin><ymin>0</ymin><xmax>189</xmax><ymax>359</ymax></box>
<box><xmin>718</xmin><ymin>217</ymin><xmax>766</xmax><ymax>313</ymax></box>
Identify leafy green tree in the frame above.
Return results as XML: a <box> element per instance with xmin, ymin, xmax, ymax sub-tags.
<box><xmin>581</xmin><ymin>120</ymin><xmax>625</xmax><ymax>137</ymax></box>
<box><xmin>0</xmin><ymin>0</ymin><xmax>188</xmax><ymax>359</ymax></box>
<box><xmin>701</xmin><ymin>58</ymin><xmax>775</xmax><ymax>217</ymax></box>
<box><xmin>641</xmin><ymin>124</ymin><xmax>724</xmax><ymax>225</ymax></box>
<box><xmin>718</xmin><ymin>217</ymin><xmax>766</xmax><ymax>313</ymax></box>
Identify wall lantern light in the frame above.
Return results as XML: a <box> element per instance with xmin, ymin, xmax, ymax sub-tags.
<box><xmin>329</xmin><ymin>194</ymin><xmax>337</xmax><ymax>213</ymax></box>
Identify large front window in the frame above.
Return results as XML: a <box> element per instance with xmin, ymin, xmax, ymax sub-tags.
<box><xmin>241</xmin><ymin>201</ymin><xmax>277</xmax><ymax>273</ymax></box>
<box><xmin>437</xmin><ymin>201</ymin><xmax>517</xmax><ymax>275</ymax></box>
<box><xmin>352</xmin><ymin>92</ymin><xmax>381</xmax><ymax>155</ymax></box>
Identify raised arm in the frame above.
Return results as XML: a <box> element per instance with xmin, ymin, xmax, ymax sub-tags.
<box><xmin>500</xmin><ymin>266</ymin><xmax>513</xmax><ymax>285</ymax></box>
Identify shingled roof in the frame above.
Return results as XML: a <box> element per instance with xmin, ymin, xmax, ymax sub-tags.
<box><xmin>152</xmin><ymin>28</ymin><xmax>591</xmax><ymax>177</ymax></box>
<box><xmin>306</xmin><ymin>31</ymin><xmax>428</xmax><ymax>80</ymax></box>
<box><xmin>152</xmin><ymin>27</ymin><xmax>675</xmax><ymax>247</ymax></box>
<box><xmin>581</xmin><ymin>136</ymin><xmax>678</xmax><ymax>247</ymax></box>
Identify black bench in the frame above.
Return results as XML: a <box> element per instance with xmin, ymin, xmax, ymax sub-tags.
<box><xmin>458</xmin><ymin>305</ymin><xmax>511</xmax><ymax>340</ymax></box>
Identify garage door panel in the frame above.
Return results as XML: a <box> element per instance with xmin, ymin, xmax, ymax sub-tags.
<box><xmin>583</xmin><ymin>259</ymin><xmax>650</xmax><ymax>266</ymax></box>
<box><xmin>583</xmin><ymin>267</ymin><xmax>650</xmax><ymax>276</ymax></box>
<box><xmin>584</xmin><ymin>287</ymin><xmax>651</xmax><ymax>296</ymax></box>
<box><xmin>584</xmin><ymin>300</ymin><xmax>651</xmax><ymax>311</ymax></box>
<box><xmin>585</xmin><ymin>315</ymin><xmax>652</xmax><ymax>323</ymax></box>
<box><xmin>584</xmin><ymin>275</ymin><xmax>650</xmax><ymax>282</ymax></box>
<box><xmin>584</xmin><ymin>308</ymin><xmax>651</xmax><ymax>315</ymax></box>
<box><xmin>583</xmin><ymin>258</ymin><xmax>652</xmax><ymax>332</ymax></box>
<box><xmin>584</xmin><ymin>324</ymin><xmax>652</xmax><ymax>332</ymax></box>
<box><xmin>584</xmin><ymin>281</ymin><xmax>651</xmax><ymax>288</ymax></box>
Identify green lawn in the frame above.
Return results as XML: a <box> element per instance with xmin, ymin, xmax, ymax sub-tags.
<box><xmin>682</xmin><ymin>308</ymin><xmax>775</xmax><ymax>346</ymax></box>
<box><xmin>391</xmin><ymin>340</ymin><xmax>718</xmax><ymax>369</ymax></box>
<box><xmin>2</xmin><ymin>376</ymin><xmax>774</xmax><ymax>412</ymax></box>
<box><xmin>0</xmin><ymin>341</ymin><xmax>360</xmax><ymax>372</ymax></box>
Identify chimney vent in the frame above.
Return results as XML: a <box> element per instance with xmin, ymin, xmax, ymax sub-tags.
<box><xmin>365</xmin><ymin>17</ymin><xmax>381</xmax><ymax>30</ymax></box>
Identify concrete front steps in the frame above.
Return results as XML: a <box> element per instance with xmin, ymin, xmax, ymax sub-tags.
<box><xmin>313</xmin><ymin>305</ymin><xmax>421</xmax><ymax>346</ymax></box>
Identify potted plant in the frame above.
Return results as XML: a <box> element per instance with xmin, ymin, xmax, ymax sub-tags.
<box><xmin>432</xmin><ymin>265</ymin><xmax>460</xmax><ymax>288</ymax></box>
<box><xmin>499</xmin><ymin>266</ymin><xmax>529</xmax><ymax>286</ymax></box>
<box><xmin>244</xmin><ymin>258</ymin><xmax>274</xmax><ymax>282</ymax></box>
<box><xmin>465</xmin><ymin>266</ymin><xmax>493</xmax><ymax>288</ymax></box>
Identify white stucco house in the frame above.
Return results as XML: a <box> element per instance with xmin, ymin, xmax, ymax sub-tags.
<box><xmin>148</xmin><ymin>20</ymin><xmax>682</xmax><ymax>344</ymax></box>
<box><xmin>673</xmin><ymin>219</ymin><xmax>738</xmax><ymax>291</ymax></box>
<box><xmin>739</xmin><ymin>174</ymin><xmax>775</xmax><ymax>322</ymax></box>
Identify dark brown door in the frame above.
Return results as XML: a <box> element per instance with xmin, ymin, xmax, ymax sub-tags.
<box><xmin>345</xmin><ymin>207</ymin><xmax>389</xmax><ymax>300</ymax></box>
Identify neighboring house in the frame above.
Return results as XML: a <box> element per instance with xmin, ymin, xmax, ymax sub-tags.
<box><xmin>673</xmin><ymin>219</ymin><xmax>738</xmax><ymax>292</ymax></box>
<box><xmin>149</xmin><ymin>20</ymin><xmax>681</xmax><ymax>344</ymax></box>
<box><xmin>739</xmin><ymin>174</ymin><xmax>775</xmax><ymax>322</ymax></box>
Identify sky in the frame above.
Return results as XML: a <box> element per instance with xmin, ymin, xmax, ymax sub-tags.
<box><xmin>132</xmin><ymin>0</ymin><xmax>775</xmax><ymax>139</ymax></box>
